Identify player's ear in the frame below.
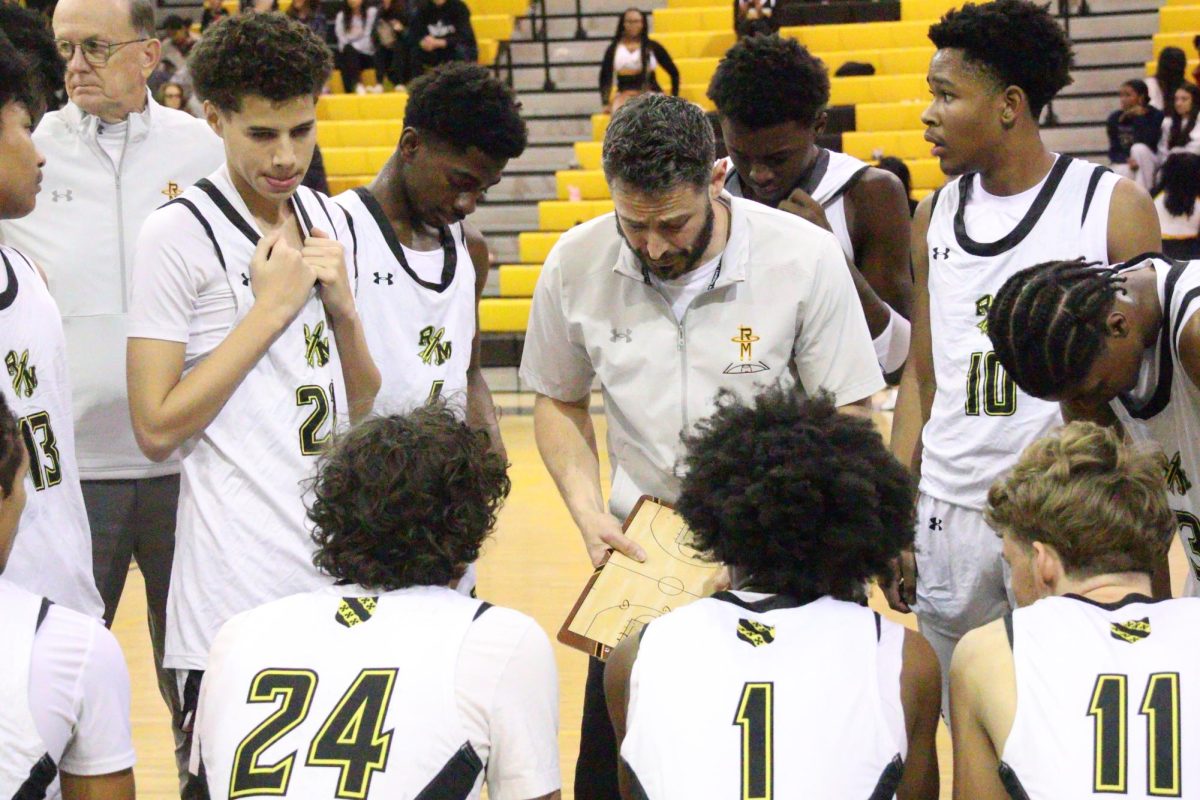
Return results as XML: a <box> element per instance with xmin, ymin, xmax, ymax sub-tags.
<box><xmin>710</xmin><ymin>158</ymin><xmax>728</xmax><ymax>197</ymax></box>
<box><xmin>1031</xmin><ymin>541</ymin><xmax>1063</xmax><ymax>598</ymax></box>
<box><xmin>203</xmin><ymin>100</ymin><xmax>225</xmax><ymax>139</ymax></box>
<box><xmin>813</xmin><ymin>110</ymin><xmax>828</xmax><ymax>136</ymax></box>
<box><xmin>1105</xmin><ymin>309</ymin><xmax>1132</xmax><ymax>338</ymax></box>
<box><xmin>139</xmin><ymin>37</ymin><xmax>163</xmax><ymax>79</ymax></box>
<box><xmin>1000</xmin><ymin>85</ymin><xmax>1025</xmax><ymax>130</ymax></box>
<box><xmin>398</xmin><ymin>128</ymin><xmax>421</xmax><ymax>163</ymax></box>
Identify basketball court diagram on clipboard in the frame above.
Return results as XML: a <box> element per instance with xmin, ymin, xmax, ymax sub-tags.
<box><xmin>559</xmin><ymin>496</ymin><xmax>723</xmax><ymax>659</ymax></box>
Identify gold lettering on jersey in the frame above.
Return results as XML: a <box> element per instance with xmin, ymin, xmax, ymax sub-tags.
<box><xmin>1110</xmin><ymin>617</ymin><xmax>1151</xmax><ymax>644</ymax></box>
<box><xmin>736</xmin><ymin>618</ymin><xmax>776</xmax><ymax>648</ymax></box>
<box><xmin>162</xmin><ymin>181</ymin><xmax>182</xmax><ymax>201</ymax></box>
<box><xmin>975</xmin><ymin>294</ymin><xmax>993</xmax><ymax>334</ymax></box>
<box><xmin>1165</xmin><ymin>452</ymin><xmax>1192</xmax><ymax>497</ymax></box>
<box><xmin>5</xmin><ymin>350</ymin><xmax>37</xmax><ymax>397</ymax></box>
<box><xmin>334</xmin><ymin>596</ymin><xmax>378</xmax><ymax>628</ymax></box>
<box><xmin>724</xmin><ymin>327</ymin><xmax>769</xmax><ymax>375</ymax></box>
<box><xmin>417</xmin><ymin>325</ymin><xmax>453</xmax><ymax>366</ymax></box>
<box><xmin>303</xmin><ymin>321</ymin><xmax>331</xmax><ymax>368</ymax></box>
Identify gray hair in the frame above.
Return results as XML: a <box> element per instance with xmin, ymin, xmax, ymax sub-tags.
<box><xmin>130</xmin><ymin>0</ymin><xmax>156</xmax><ymax>37</ymax></box>
<box><xmin>601</xmin><ymin>93</ymin><xmax>715</xmax><ymax>194</ymax></box>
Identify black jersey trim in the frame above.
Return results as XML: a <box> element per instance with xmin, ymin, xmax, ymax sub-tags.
<box><xmin>1063</xmin><ymin>592</ymin><xmax>1162</xmax><ymax>610</ymax></box>
<box><xmin>340</xmin><ymin>205</ymin><xmax>359</xmax><ymax>280</ymax></box>
<box><xmin>1080</xmin><ymin>164</ymin><xmax>1111</xmax><ymax>226</ymax></box>
<box><xmin>413</xmin><ymin>742</ymin><xmax>483</xmax><ymax>800</ymax></box>
<box><xmin>821</xmin><ymin>164</ymin><xmax>871</xmax><ymax>210</ymax></box>
<box><xmin>0</xmin><ymin>249</ymin><xmax>19</xmax><ymax>311</ymax></box>
<box><xmin>168</xmin><ymin>198</ymin><xmax>227</xmax><ymax>272</ymax></box>
<box><xmin>1171</xmin><ymin>282</ymin><xmax>1200</xmax><ymax>363</ymax></box>
<box><xmin>712</xmin><ymin>590</ymin><xmax>818</xmax><ymax>612</ymax></box>
<box><xmin>1117</xmin><ymin>257</ymin><xmax>1185</xmax><ymax>420</ymax></box>
<box><xmin>352</xmin><ymin>187</ymin><xmax>457</xmax><ymax>293</ymax></box>
<box><xmin>35</xmin><ymin>597</ymin><xmax>53</xmax><ymax>631</ymax></box>
<box><xmin>999</xmin><ymin>762</ymin><xmax>1033</xmax><ymax>800</ymax></box>
<box><xmin>1003</xmin><ymin>611</ymin><xmax>1014</xmax><ymax>650</ymax></box>
<box><xmin>622</xmin><ymin>757</ymin><xmax>652</xmax><ymax>800</ymax></box>
<box><xmin>472</xmin><ymin>601</ymin><xmax>493</xmax><ymax>621</ymax></box>
<box><xmin>874</xmin><ymin>610</ymin><xmax>882</xmax><ymax>641</ymax></box>
<box><xmin>867</xmin><ymin>754</ymin><xmax>905</xmax><ymax>800</ymax></box>
<box><xmin>196</xmin><ymin>179</ymin><xmax>260</xmax><ymax>245</ymax></box>
<box><xmin>952</xmin><ymin>155</ymin><xmax>1073</xmax><ymax>257</ymax></box>
<box><xmin>312</xmin><ymin>191</ymin><xmax>337</xmax><ymax>233</ymax></box>
<box><xmin>292</xmin><ymin>190</ymin><xmax>315</xmax><ymax>238</ymax></box>
<box><xmin>13</xmin><ymin>753</ymin><xmax>58</xmax><ymax>800</ymax></box>
<box><xmin>928</xmin><ymin>185</ymin><xmax>944</xmax><ymax>219</ymax></box>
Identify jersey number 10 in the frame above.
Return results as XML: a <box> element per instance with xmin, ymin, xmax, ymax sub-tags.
<box><xmin>1089</xmin><ymin>673</ymin><xmax>1182</xmax><ymax>796</ymax></box>
<box><xmin>965</xmin><ymin>351</ymin><xmax>1016</xmax><ymax>417</ymax></box>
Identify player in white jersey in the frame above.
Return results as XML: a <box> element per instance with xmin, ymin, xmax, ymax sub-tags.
<box><xmin>887</xmin><ymin>0</ymin><xmax>1161</xmax><ymax>719</ymax></box>
<box><xmin>604</xmin><ymin>388</ymin><xmax>941</xmax><ymax>800</ymax></box>
<box><xmin>707</xmin><ymin>34</ymin><xmax>913</xmax><ymax>376</ymax></box>
<box><xmin>952</xmin><ymin>422</ymin><xmax>1200</xmax><ymax>799</ymax></box>
<box><xmin>334</xmin><ymin>63</ymin><xmax>525</xmax><ymax>455</ymax></box>
<box><xmin>193</xmin><ymin>404</ymin><xmax>560</xmax><ymax>800</ymax></box>
<box><xmin>126</xmin><ymin>14</ymin><xmax>380</xmax><ymax>788</ymax></box>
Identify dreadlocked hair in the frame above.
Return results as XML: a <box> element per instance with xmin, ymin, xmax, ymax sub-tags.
<box><xmin>987</xmin><ymin>259</ymin><xmax>1126</xmax><ymax>399</ymax></box>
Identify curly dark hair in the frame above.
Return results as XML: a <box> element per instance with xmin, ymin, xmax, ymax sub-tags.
<box><xmin>0</xmin><ymin>393</ymin><xmax>23</xmax><ymax>500</ymax></box>
<box><xmin>308</xmin><ymin>404</ymin><xmax>511</xmax><ymax>591</ymax></box>
<box><xmin>0</xmin><ymin>31</ymin><xmax>36</xmax><ymax>119</ymax></box>
<box><xmin>602</xmin><ymin>92</ymin><xmax>714</xmax><ymax>192</ymax></box>
<box><xmin>0</xmin><ymin>4</ymin><xmax>62</xmax><ymax>118</ymax></box>
<box><xmin>676</xmin><ymin>387</ymin><xmax>916</xmax><ymax>601</ymax></box>
<box><xmin>706</xmin><ymin>34</ymin><xmax>830</xmax><ymax>129</ymax></box>
<box><xmin>404</xmin><ymin>63</ymin><xmax>527</xmax><ymax>161</ymax></box>
<box><xmin>928</xmin><ymin>0</ymin><xmax>1073</xmax><ymax>116</ymax></box>
<box><xmin>189</xmin><ymin>12</ymin><xmax>333</xmax><ymax>113</ymax></box>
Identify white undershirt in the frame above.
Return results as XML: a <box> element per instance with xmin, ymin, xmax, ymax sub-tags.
<box><xmin>95</xmin><ymin>119</ymin><xmax>129</xmax><ymax>168</ymax></box>
<box><xmin>649</xmin><ymin>253</ymin><xmax>722</xmax><ymax>322</ymax></box>
<box><xmin>962</xmin><ymin>159</ymin><xmax>1055</xmax><ymax>242</ymax></box>
<box><xmin>613</xmin><ymin>42</ymin><xmax>658</xmax><ymax>74</ymax></box>
<box><xmin>400</xmin><ymin>242</ymin><xmax>446</xmax><ymax>284</ymax></box>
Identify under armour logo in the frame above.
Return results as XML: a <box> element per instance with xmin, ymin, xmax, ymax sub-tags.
<box><xmin>240</xmin><ymin>273</ymin><xmax>250</xmax><ymax>286</ymax></box>
<box><xmin>50</xmin><ymin>189</ymin><xmax>73</xmax><ymax>203</ymax></box>
<box><xmin>610</xmin><ymin>328</ymin><xmax>632</xmax><ymax>342</ymax></box>
<box><xmin>5</xmin><ymin>350</ymin><xmax>37</xmax><ymax>397</ymax></box>
<box><xmin>931</xmin><ymin>247</ymin><xmax>950</xmax><ymax>260</ymax></box>
<box><xmin>928</xmin><ymin>516</ymin><xmax>943</xmax><ymax>531</ymax></box>
<box><xmin>373</xmin><ymin>272</ymin><xmax>394</xmax><ymax>285</ymax></box>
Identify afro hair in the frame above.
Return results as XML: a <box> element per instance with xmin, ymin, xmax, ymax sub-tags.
<box><xmin>404</xmin><ymin>62</ymin><xmax>527</xmax><ymax>161</ymax></box>
<box><xmin>706</xmin><ymin>34</ymin><xmax>830</xmax><ymax>129</ymax></box>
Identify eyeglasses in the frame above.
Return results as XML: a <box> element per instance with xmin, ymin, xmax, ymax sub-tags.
<box><xmin>54</xmin><ymin>38</ymin><xmax>149</xmax><ymax>67</ymax></box>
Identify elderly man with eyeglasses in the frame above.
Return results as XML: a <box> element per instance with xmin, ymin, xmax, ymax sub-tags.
<box><xmin>0</xmin><ymin>0</ymin><xmax>222</xmax><ymax>789</ymax></box>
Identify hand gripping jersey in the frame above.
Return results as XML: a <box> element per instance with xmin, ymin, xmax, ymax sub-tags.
<box><xmin>921</xmin><ymin>155</ymin><xmax>1118</xmax><ymax>509</ymax></box>
<box><xmin>156</xmin><ymin>174</ymin><xmax>352</xmax><ymax>669</ymax></box>
<box><xmin>0</xmin><ymin>245</ymin><xmax>102</xmax><ymax>618</ymax></box>
<box><xmin>621</xmin><ymin>593</ymin><xmax>907</xmax><ymax>799</ymax></box>
<box><xmin>197</xmin><ymin>587</ymin><xmax>501</xmax><ymax>799</ymax></box>
<box><xmin>0</xmin><ymin>580</ymin><xmax>55</xmax><ymax>799</ymax></box>
<box><xmin>1001</xmin><ymin>594</ymin><xmax>1200</xmax><ymax>798</ymax></box>
<box><xmin>1110</xmin><ymin>256</ymin><xmax>1200</xmax><ymax>594</ymax></box>
<box><xmin>333</xmin><ymin>187</ymin><xmax>476</xmax><ymax>416</ymax></box>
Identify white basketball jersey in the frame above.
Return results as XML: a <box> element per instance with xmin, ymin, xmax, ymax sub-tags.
<box><xmin>723</xmin><ymin>148</ymin><xmax>869</xmax><ymax>264</ymax></box>
<box><xmin>1002</xmin><ymin>594</ymin><xmax>1200</xmax><ymax>798</ymax></box>
<box><xmin>161</xmin><ymin>175</ymin><xmax>350</xmax><ymax>668</ymax></box>
<box><xmin>1110</xmin><ymin>256</ymin><xmax>1200</xmax><ymax>594</ymax></box>
<box><xmin>0</xmin><ymin>245</ymin><xmax>102</xmax><ymax>618</ymax></box>
<box><xmin>0</xmin><ymin>579</ymin><xmax>56</xmax><ymax>799</ymax></box>
<box><xmin>333</xmin><ymin>188</ymin><xmax>476</xmax><ymax>416</ymax></box>
<box><xmin>621</xmin><ymin>593</ymin><xmax>907</xmax><ymax>799</ymax></box>
<box><xmin>197</xmin><ymin>586</ymin><xmax>491</xmax><ymax>799</ymax></box>
<box><xmin>921</xmin><ymin>156</ymin><xmax>1118</xmax><ymax>508</ymax></box>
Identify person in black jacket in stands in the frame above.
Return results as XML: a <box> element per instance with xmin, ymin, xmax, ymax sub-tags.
<box><xmin>410</xmin><ymin>0</ymin><xmax>477</xmax><ymax>73</ymax></box>
<box><xmin>599</xmin><ymin>8</ymin><xmax>679</xmax><ymax>113</ymax></box>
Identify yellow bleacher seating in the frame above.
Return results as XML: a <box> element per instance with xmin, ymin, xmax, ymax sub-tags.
<box><xmin>498</xmin><ymin>265</ymin><xmax>541</xmax><ymax>296</ymax></box>
<box><xmin>317</xmin><ymin>93</ymin><xmax>408</xmax><ymax>121</ymax></box>
<box><xmin>652</xmin><ymin>6</ymin><xmax>730</xmax><ymax>33</ymax></box>
<box><xmin>478</xmin><ymin>39</ymin><xmax>500</xmax><ymax>65</ymax></box>
<box><xmin>327</xmin><ymin>176</ymin><xmax>371</xmax><ymax>195</ymax></box>
<box><xmin>900</xmin><ymin>0</ymin><xmax>959</xmax><ymax>21</ymax></box>
<box><xmin>653</xmin><ymin>31</ymin><xmax>738</xmax><ymax>58</ymax></box>
<box><xmin>480</xmin><ymin>298</ymin><xmax>531</xmax><ymax>332</ymax></box>
<box><xmin>856</xmin><ymin>101</ymin><xmax>925</xmax><ymax>132</ymax></box>
<box><xmin>907</xmin><ymin>158</ymin><xmax>946</xmax><ymax>191</ymax></box>
<box><xmin>466</xmin><ymin>0</ymin><xmax>528</xmax><ymax>15</ymax></box>
<box><xmin>592</xmin><ymin>114</ymin><xmax>610</xmax><ymax>142</ymax></box>
<box><xmin>316</xmin><ymin>120</ymin><xmax>404</xmax><ymax>149</ymax></box>
<box><xmin>670</xmin><ymin>47</ymin><xmax>933</xmax><ymax>90</ymax></box>
<box><xmin>322</xmin><ymin>146</ymin><xmax>395</xmax><ymax>176</ymax></box>
<box><xmin>538</xmin><ymin>200</ymin><xmax>614</xmax><ymax>230</ymax></box>
<box><xmin>471</xmin><ymin>14</ymin><xmax>515</xmax><ymax>40</ymax></box>
<box><xmin>574</xmin><ymin>141</ymin><xmax>602</xmax><ymax>169</ymax></box>
<box><xmin>843</xmin><ymin>130</ymin><xmax>931</xmax><ymax>161</ymax></box>
<box><xmin>556</xmin><ymin>170</ymin><xmax>610</xmax><ymax>200</ymax></box>
<box><xmin>1159</xmin><ymin>5</ymin><xmax>1200</xmax><ymax>32</ymax></box>
<box><xmin>1153</xmin><ymin>31</ymin><xmax>1200</xmax><ymax>57</ymax></box>
<box><xmin>781</xmin><ymin>20</ymin><xmax>930</xmax><ymax>52</ymax></box>
<box><xmin>1145</xmin><ymin>58</ymin><xmax>1200</xmax><ymax>75</ymax></box>
<box><xmin>518</xmin><ymin>232</ymin><xmax>562</xmax><ymax>263</ymax></box>
<box><xmin>830</xmin><ymin>73</ymin><xmax>927</xmax><ymax>105</ymax></box>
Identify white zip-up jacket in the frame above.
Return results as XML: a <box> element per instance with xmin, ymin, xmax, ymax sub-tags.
<box><xmin>520</xmin><ymin>194</ymin><xmax>884</xmax><ymax>519</ymax></box>
<box><xmin>0</xmin><ymin>94</ymin><xmax>224</xmax><ymax>480</ymax></box>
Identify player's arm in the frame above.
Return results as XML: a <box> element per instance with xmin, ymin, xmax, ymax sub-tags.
<box><xmin>304</xmin><ymin>228</ymin><xmax>381</xmax><ymax>423</ymax></box>
<box><xmin>128</xmin><ymin>230</ymin><xmax>319</xmax><ymax>461</ymax></box>
<box><xmin>463</xmin><ymin>222</ymin><xmax>505</xmax><ymax>459</ymax></box>
<box><xmin>847</xmin><ymin>168</ymin><xmax>914</xmax><ymax>321</ymax></box>
<box><xmin>1106</xmin><ymin>176</ymin><xmax>1161</xmax><ymax>263</ymax></box>
<box><xmin>896</xmin><ymin>629</ymin><xmax>940</xmax><ymax>800</ymax></box>
<box><xmin>949</xmin><ymin>622</ymin><xmax>1013</xmax><ymax>800</ymax></box>
<box><xmin>603</xmin><ymin>628</ymin><xmax>642</xmax><ymax>800</ymax></box>
<box><xmin>60</xmin><ymin>770</ymin><xmax>135</xmax><ymax>800</ymax></box>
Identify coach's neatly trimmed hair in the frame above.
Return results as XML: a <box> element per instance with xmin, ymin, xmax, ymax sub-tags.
<box><xmin>403</xmin><ymin>62</ymin><xmax>527</xmax><ymax>160</ymax></box>
<box><xmin>189</xmin><ymin>12</ymin><xmax>332</xmax><ymax>113</ymax></box>
<box><xmin>602</xmin><ymin>93</ymin><xmax>715</xmax><ymax>193</ymax></box>
<box><xmin>0</xmin><ymin>394</ymin><xmax>22</xmax><ymax>500</ymax></box>
<box><xmin>308</xmin><ymin>404</ymin><xmax>511</xmax><ymax>591</ymax></box>
<box><xmin>706</xmin><ymin>34</ymin><xmax>830</xmax><ymax>130</ymax></box>
<box><xmin>676</xmin><ymin>387</ymin><xmax>916</xmax><ymax>601</ymax></box>
<box><xmin>0</xmin><ymin>4</ymin><xmax>63</xmax><ymax>118</ymax></box>
<box><xmin>986</xmin><ymin>422</ymin><xmax>1174</xmax><ymax>577</ymax></box>
<box><xmin>987</xmin><ymin>258</ymin><xmax>1125</xmax><ymax>399</ymax></box>
<box><xmin>928</xmin><ymin>0</ymin><xmax>1073</xmax><ymax>116</ymax></box>
<box><xmin>0</xmin><ymin>31</ymin><xmax>36</xmax><ymax>119</ymax></box>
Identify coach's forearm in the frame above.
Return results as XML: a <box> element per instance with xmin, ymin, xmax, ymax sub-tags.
<box><xmin>329</xmin><ymin>310</ymin><xmax>380</xmax><ymax>423</ymax></box>
<box><xmin>533</xmin><ymin>393</ymin><xmax>608</xmax><ymax>531</ymax></box>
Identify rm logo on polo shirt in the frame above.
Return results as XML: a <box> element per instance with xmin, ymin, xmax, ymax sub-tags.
<box><xmin>724</xmin><ymin>325</ymin><xmax>769</xmax><ymax>375</ymax></box>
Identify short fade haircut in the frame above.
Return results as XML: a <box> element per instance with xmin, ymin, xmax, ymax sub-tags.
<box><xmin>0</xmin><ymin>3</ymin><xmax>63</xmax><ymax>117</ymax></box>
<box><xmin>130</xmin><ymin>0</ymin><xmax>156</xmax><ymax>37</ymax></box>
<box><xmin>0</xmin><ymin>394</ymin><xmax>21</xmax><ymax>500</ymax></box>
<box><xmin>0</xmin><ymin>31</ymin><xmax>36</xmax><ymax>119</ymax></box>
<box><xmin>707</xmin><ymin>34</ymin><xmax>830</xmax><ymax>130</ymax></box>
<box><xmin>928</xmin><ymin>0</ymin><xmax>1073</xmax><ymax>116</ymax></box>
<box><xmin>677</xmin><ymin>387</ymin><xmax>917</xmax><ymax>601</ymax></box>
<box><xmin>189</xmin><ymin>13</ymin><xmax>332</xmax><ymax>113</ymax></box>
<box><xmin>307</xmin><ymin>404</ymin><xmax>511</xmax><ymax>591</ymax></box>
<box><xmin>986</xmin><ymin>422</ymin><xmax>1175</xmax><ymax>577</ymax></box>
<box><xmin>403</xmin><ymin>62</ymin><xmax>527</xmax><ymax>161</ymax></box>
<box><xmin>602</xmin><ymin>93</ymin><xmax>715</xmax><ymax>194</ymax></box>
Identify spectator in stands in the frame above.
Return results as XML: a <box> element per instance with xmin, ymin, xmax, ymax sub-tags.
<box><xmin>876</xmin><ymin>155</ymin><xmax>917</xmax><ymax>216</ymax></box>
<box><xmin>599</xmin><ymin>9</ymin><xmax>678</xmax><ymax>113</ymax></box>
<box><xmin>287</xmin><ymin>0</ymin><xmax>330</xmax><ymax>44</ymax></box>
<box><xmin>200</xmin><ymin>0</ymin><xmax>230</xmax><ymax>31</ymax></box>
<box><xmin>336</xmin><ymin>0</ymin><xmax>379</xmax><ymax>94</ymax></box>
<box><xmin>242</xmin><ymin>0</ymin><xmax>280</xmax><ymax>11</ymax></box>
<box><xmin>734</xmin><ymin>0</ymin><xmax>776</xmax><ymax>38</ymax></box>
<box><xmin>1155</xmin><ymin>151</ymin><xmax>1200</xmax><ymax>259</ymax></box>
<box><xmin>160</xmin><ymin>15</ymin><xmax>196</xmax><ymax>64</ymax></box>
<box><xmin>1148</xmin><ymin>45</ymin><xmax>1186</xmax><ymax>111</ymax></box>
<box><xmin>0</xmin><ymin>1</ymin><xmax>64</xmax><ymax>114</ymax></box>
<box><xmin>1161</xmin><ymin>82</ymin><xmax>1200</xmax><ymax>156</ymax></box>
<box><xmin>410</xmin><ymin>0</ymin><xmax>477</xmax><ymax>74</ymax></box>
<box><xmin>1193</xmin><ymin>35</ymin><xmax>1200</xmax><ymax>85</ymax></box>
<box><xmin>157</xmin><ymin>80</ymin><xmax>190</xmax><ymax>113</ymax></box>
<box><xmin>374</xmin><ymin>0</ymin><xmax>412</xmax><ymax>88</ymax></box>
<box><xmin>1108</xmin><ymin>78</ymin><xmax>1163</xmax><ymax>192</ymax></box>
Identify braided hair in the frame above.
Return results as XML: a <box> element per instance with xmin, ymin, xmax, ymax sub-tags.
<box><xmin>987</xmin><ymin>259</ymin><xmax>1126</xmax><ymax>398</ymax></box>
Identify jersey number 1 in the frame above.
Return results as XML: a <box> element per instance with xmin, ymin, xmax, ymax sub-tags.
<box><xmin>733</xmin><ymin>682</ymin><xmax>773</xmax><ymax>800</ymax></box>
<box><xmin>965</xmin><ymin>351</ymin><xmax>1016</xmax><ymax>416</ymax></box>
<box><xmin>1089</xmin><ymin>673</ymin><xmax>1182</xmax><ymax>796</ymax></box>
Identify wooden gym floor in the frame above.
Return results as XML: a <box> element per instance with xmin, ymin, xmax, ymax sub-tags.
<box><xmin>114</xmin><ymin>401</ymin><xmax>1189</xmax><ymax>799</ymax></box>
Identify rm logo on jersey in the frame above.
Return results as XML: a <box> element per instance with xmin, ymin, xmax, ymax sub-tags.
<box><xmin>723</xmin><ymin>326</ymin><xmax>769</xmax><ymax>375</ymax></box>
<box><xmin>5</xmin><ymin>350</ymin><xmax>37</xmax><ymax>397</ymax></box>
<box><xmin>304</xmin><ymin>321</ymin><xmax>331</xmax><ymax>368</ymax></box>
<box><xmin>736</xmin><ymin>618</ymin><xmax>776</xmax><ymax>648</ymax></box>
<box><xmin>335</xmin><ymin>596</ymin><xmax>378</xmax><ymax>628</ymax></box>
<box><xmin>162</xmin><ymin>182</ymin><xmax>182</xmax><ymax>201</ymax></box>
<box><xmin>975</xmin><ymin>294</ymin><xmax>993</xmax><ymax>335</ymax></box>
<box><xmin>1110</xmin><ymin>617</ymin><xmax>1151</xmax><ymax>644</ymax></box>
<box><xmin>418</xmin><ymin>325</ymin><xmax>452</xmax><ymax>366</ymax></box>
<box><xmin>1165</xmin><ymin>451</ymin><xmax>1192</xmax><ymax>496</ymax></box>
